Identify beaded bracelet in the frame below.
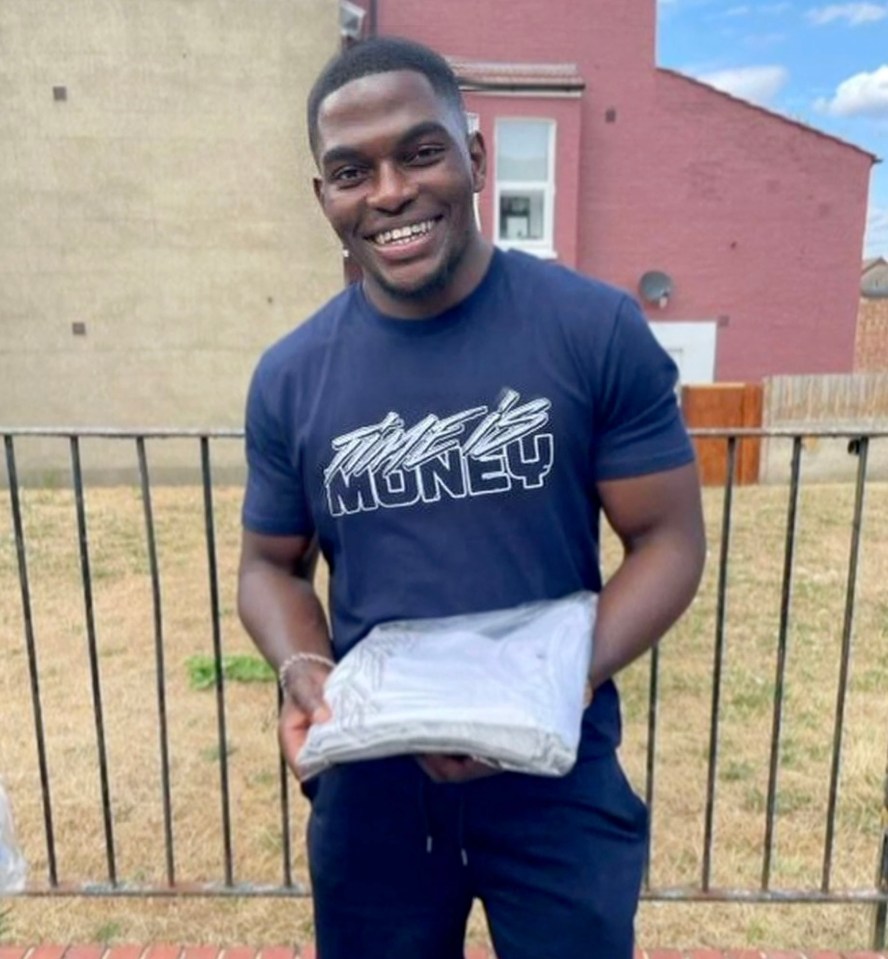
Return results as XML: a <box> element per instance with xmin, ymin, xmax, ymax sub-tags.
<box><xmin>278</xmin><ymin>651</ymin><xmax>336</xmax><ymax>694</ymax></box>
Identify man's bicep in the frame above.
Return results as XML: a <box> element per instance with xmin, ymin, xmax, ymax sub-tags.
<box><xmin>597</xmin><ymin>462</ymin><xmax>704</xmax><ymax>548</ymax></box>
<box><xmin>239</xmin><ymin>527</ymin><xmax>319</xmax><ymax>580</ymax></box>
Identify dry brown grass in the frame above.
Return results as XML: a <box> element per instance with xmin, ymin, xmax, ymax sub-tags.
<box><xmin>1</xmin><ymin>470</ymin><xmax>887</xmax><ymax>949</ymax></box>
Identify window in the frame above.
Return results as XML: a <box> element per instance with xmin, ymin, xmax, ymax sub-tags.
<box><xmin>465</xmin><ymin>113</ymin><xmax>480</xmax><ymax>227</ymax></box>
<box><xmin>495</xmin><ymin>119</ymin><xmax>555</xmax><ymax>255</ymax></box>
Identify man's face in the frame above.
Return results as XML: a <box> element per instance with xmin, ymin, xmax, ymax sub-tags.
<box><xmin>313</xmin><ymin>69</ymin><xmax>488</xmax><ymax>319</ymax></box>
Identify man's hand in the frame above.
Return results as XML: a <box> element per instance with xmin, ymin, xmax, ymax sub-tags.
<box><xmin>278</xmin><ymin>661</ymin><xmax>332</xmax><ymax>779</ymax></box>
<box><xmin>417</xmin><ymin>754</ymin><xmax>500</xmax><ymax>784</ymax></box>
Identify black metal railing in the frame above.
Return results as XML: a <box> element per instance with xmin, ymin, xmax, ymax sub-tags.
<box><xmin>1</xmin><ymin>426</ymin><xmax>886</xmax><ymax>948</ymax></box>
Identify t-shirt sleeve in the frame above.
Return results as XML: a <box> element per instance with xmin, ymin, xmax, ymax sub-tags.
<box><xmin>592</xmin><ymin>295</ymin><xmax>695</xmax><ymax>481</ymax></box>
<box><xmin>241</xmin><ymin>362</ymin><xmax>315</xmax><ymax>537</ymax></box>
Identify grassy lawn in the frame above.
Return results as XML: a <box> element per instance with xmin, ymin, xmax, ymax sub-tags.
<box><xmin>0</xmin><ymin>474</ymin><xmax>886</xmax><ymax>949</ymax></box>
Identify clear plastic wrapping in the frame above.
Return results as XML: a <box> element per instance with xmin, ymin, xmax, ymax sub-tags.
<box><xmin>297</xmin><ymin>591</ymin><xmax>597</xmax><ymax>782</ymax></box>
<box><xmin>0</xmin><ymin>781</ymin><xmax>26</xmax><ymax>892</ymax></box>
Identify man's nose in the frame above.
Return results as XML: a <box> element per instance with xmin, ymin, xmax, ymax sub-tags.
<box><xmin>368</xmin><ymin>162</ymin><xmax>417</xmax><ymax>211</ymax></box>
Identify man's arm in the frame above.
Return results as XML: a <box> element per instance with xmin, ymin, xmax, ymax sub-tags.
<box><xmin>590</xmin><ymin>461</ymin><xmax>706</xmax><ymax>690</ymax></box>
<box><xmin>237</xmin><ymin>528</ymin><xmax>333</xmax><ymax>776</ymax></box>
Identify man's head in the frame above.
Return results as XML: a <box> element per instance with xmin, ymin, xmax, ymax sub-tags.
<box><xmin>308</xmin><ymin>37</ymin><xmax>491</xmax><ymax>319</ymax></box>
<box><xmin>307</xmin><ymin>36</ymin><xmax>467</xmax><ymax>160</ymax></box>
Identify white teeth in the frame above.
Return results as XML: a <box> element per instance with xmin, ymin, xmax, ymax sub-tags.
<box><xmin>373</xmin><ymin>220</ymin><xmax>435</xmax><ymax>246</ymax></box>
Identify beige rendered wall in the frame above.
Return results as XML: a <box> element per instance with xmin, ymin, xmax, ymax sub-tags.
<box><xmin>0</xmin><ymin>0</ymin><xmax>343</xmax><ymax>482</ymax></box>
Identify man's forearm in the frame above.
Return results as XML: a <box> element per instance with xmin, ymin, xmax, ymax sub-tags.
<box><xmin>589</xmin><ymin>528</ymin><xmax>705</xmax><ymax>690</ymax></box>
<box><xmin>238</xmin><ymin>562</ymin><xmax>332</xmax><ymax>671</ymax></box>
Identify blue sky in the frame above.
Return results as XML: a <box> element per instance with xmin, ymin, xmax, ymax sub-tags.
<box><xmin>656</xmin><ymin>0</ymin><xmax>888</xmax><ymax>259</ymax></box>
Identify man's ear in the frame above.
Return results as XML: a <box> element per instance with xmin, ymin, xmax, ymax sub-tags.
<box><xmin>468</xmin><ymin>131</ymin><xmax>487</xmax><ymax>193</ymax></box>
<box><xmin>312</xmin><ymin>176</ymin><xmax>325</xmax><ymax>209</ymax></box>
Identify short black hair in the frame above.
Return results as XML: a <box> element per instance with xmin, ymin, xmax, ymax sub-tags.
<box><xmin>307</xmin><ymin>36</ymin><xmax>467</xmax><ymax>159</ymax></box>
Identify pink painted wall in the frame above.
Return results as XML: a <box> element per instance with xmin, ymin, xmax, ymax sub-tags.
<box><xmin>364</xmin><ymin>0</ymin><xmax>873</xmax><ymax>379</ymax></box>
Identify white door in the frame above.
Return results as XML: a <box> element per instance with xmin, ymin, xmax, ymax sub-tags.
<box><xmin>648</xmin><ymin>321</ymin><xmax>717</xmax><ymax>385</ymax></box>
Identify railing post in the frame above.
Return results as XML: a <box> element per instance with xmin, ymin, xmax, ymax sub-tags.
<box><xmin>823</xmin><ymin>436</ymin><xmax>869</xmax><ymax>892</ymax></box>
<box><xmin>70</xmin><ymin>435</ymin><xmax>117</xmax><ymax>886</ymax></box>
<box><xmin>200</xmin><ymin>435</ymin><xmax>234</xmax><ymax>887</ymax></box>
<box><xmin>136</xmin><ymin>436</ymin><xmax>176</xmax><ymax>887</ymax></box>
<box><xmin>702</xmin><ymin>433</ymin><xmax>737</xmax><ymax>890</ymax></box>
<box><xmin>762</xmin><ymin>434</ymin><xmax>803</xmax><ymax>890</ymax></box>
<box><xmin>874</xmin><ymin>736</ymin><xmax>888</xmax><ymax>949</ymax></box>
<box><xmin>4</xmin><ymin>434</ymin><xmax>58</xmax><ymax>887</ymax></box>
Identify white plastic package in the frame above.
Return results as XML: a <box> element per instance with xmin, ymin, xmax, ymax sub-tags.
<box><xmin>0</xmin><ymin>781</ymin><xmax>27</xmax><ymax>892</ymax></box>
<box><xmin>297</xmin><ymin>591</ymin><xmax>597</xmax><ymax>782</ymax></box>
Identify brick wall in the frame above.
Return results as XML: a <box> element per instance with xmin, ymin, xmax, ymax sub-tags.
<box><xmin>2</xmin><ymin>945</ymin><xmax>887</xmax><ymax>959</ymax></box>
<box><xmin>855</xmin><ymin>298</ymin><xmax>888</xmax><ymax>372</ymax></box>
<box><xmin>370</xmin><ymin>0</ymin><xmax>873</xmax><ymax>382</ymax></box>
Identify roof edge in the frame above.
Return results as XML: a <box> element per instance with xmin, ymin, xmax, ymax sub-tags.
<box><xmin>447</xmin><ymin>56</ymin><xmax>586</xmax><ymax>93</ymax></box>
<box><xmin>657</xmin><ymin>67</ymin><xmax>879</xmax><ymax>164</ymax></box>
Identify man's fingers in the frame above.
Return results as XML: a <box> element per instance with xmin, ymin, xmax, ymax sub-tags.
<box><xmin>311</xmin><ymin>702</ymin><xmax>332</xmax><ymax>724</ymax></box>
<box><xmin>278</xmin><ymin>695</ymin><xmax>332</xmax><ymax>778</ymax></box>
<box><xmin>418</xmin><ymin>753</ymin><xmax>498</xmax><ymax>783</ymax></box>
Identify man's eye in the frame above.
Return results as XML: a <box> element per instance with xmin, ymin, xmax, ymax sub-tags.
<box><xmin>407</xmin><ymin>145</ymin><xmax>445</xmax><ymax>164</ymax></box>
<box><xmin>332</xmin><ymin>166</ymin><xmax>365</xmax><ymax>185</ymax></box>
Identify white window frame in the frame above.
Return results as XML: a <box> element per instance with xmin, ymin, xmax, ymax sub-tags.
<box><xmin>465</xmin><ymin>112</ymin><xmax>481</xmax><ymax>228</ymax></box>
<box><xmin>494</xmin><ymin>118</ymin><xmax>556</xmax><ymax>258</ymax></box>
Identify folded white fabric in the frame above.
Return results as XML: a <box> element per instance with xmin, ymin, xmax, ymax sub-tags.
<box><xmin>297</xmin><ymin>591</ymin><xmax>597</xmax><ymax>782</ymax></box>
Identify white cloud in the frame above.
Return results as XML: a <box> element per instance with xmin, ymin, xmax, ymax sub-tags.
<box><xmin>712</xmin><ymin>2</ymin><xmax>789</xmax><ymax>19</ymax></box>
<box><xmin>807</xmin><ymin>3</ymin><xmax>888</xmax><ymax>25</ymax></box>
<box><xmin>815</xmin><ymin>65</ymin><xmax>888</xmax><ymax>116</ymax></box>
<box><xmin>865</xmin><ymin>205</ymin><xmax>888</xmax><ymax>257</ymax></box>
<box><xmin>696</xmin><ymin>64</ymin><xmax>789</xmax><ymax>104</ymax></box>
<box><xmin>744</xmin><ymin>31</ymin><xmax>787</xmax><ymax>47</ymax></box>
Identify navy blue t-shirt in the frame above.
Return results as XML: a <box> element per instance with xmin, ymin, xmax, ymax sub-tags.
<box><xmin>243</xmin><ymin>249</ymin><xmax>694</xmax><ymax>755</ymax></box>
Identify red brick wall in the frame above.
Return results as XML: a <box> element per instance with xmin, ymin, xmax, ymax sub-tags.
<box><xmin>375</xmin><ymin>0</ymin><xmax>656</xmax><ymax>79</ymax></box>
<box><xmin>855</xmin><ymin>298</ymin><xmax>888</xmax><ymax>371</ymax></box>
<box><xmin>463</xmin><ymin>93</ymin><xmax>583</xmax><ymax>269</ymax></box>
<box><xmin>366</xmin><ymin>0</ymin><xmax>872</xmax><ymax>381</ymax></box>
<box><xmin>624</xmin><ymin>71</ymin><xmax>871</xmax><ymax>381</ymax></box>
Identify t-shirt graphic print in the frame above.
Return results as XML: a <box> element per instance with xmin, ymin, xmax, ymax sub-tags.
<box><xmin>324</xmin><ymin>388</ymin><xmax>556</xmax><ymax>517</ymax></box>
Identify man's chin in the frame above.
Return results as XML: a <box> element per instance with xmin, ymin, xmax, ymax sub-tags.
<box><xmin>371</xmin><ymin>264</ymin><xmax>452</xmax><ymax>303</ymax></box>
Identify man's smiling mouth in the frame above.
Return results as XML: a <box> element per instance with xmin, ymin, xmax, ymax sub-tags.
<box><xmin>370</xmin><ymin>218</ymin><xmax>439</xmax><ymax>247</ymax></box>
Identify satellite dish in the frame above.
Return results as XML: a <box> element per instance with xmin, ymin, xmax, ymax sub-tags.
<box><xmin>639</xmin><ymin>270</ymin><xmax>674</xmax><ymax>308</ymax></box>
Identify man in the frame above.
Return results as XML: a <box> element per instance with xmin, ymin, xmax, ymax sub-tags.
<box><xmin>238</xmin><ymin>35</ymin><xmax>705</xmax><ymax>959</ymax></box>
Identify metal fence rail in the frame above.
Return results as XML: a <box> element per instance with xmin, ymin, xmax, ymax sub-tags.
<box><xmin>1</xmin><ymin>427</ymin><xmax>887</xmax><ymax>948</ymax></box>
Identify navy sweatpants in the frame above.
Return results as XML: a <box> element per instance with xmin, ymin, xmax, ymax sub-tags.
<box><xmin>304</xmin><ymin>750</ymin><xmax>648</xmax><ymax>959</ymax></box>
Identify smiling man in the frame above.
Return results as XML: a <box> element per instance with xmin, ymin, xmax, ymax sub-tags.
<box><xmin>306</xmin><ymin>45</ymin><xmax>490</xmax><ymax>317</ymax></box>
<box><xmin>238</xmin><ymin>35</ymin><xmax>705</xmax><ymax>959</ymax></box>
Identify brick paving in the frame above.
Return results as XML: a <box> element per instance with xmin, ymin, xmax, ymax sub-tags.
<box><xmin>1</xmin><ymin>948</ymin><xmax>887</xmax><ymax>959</ymax></box>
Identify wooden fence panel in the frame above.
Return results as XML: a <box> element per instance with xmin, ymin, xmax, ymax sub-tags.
<box><xmin>682</xmin><ymin>382</ymin><xmax>763</xmax><ymax>485</ymax></box>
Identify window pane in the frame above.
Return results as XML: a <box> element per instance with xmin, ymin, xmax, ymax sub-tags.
<box><xmin>499</xmin><ymin>190</ymin><xmax>545</xmax><ymax>241</ymax></box>
<box><xmin>496</xmin><ymin>121</ymin><xmax>550</xmax><ymax>181</ymax></box>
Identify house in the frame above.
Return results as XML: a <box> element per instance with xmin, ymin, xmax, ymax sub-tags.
<box><xmin>855</xmin><ymin>258</ymin><xmax>888</xmax><ymax>372</ymax></box>
<box><xmin>1</xmin><ymin>0</ymin><xmax>877</xmax><ymax>483</ymax></box>
<box><xmin>352</xmin><ymin>0</ymin><xmax>876</xmax><ymax>385</ymax></box>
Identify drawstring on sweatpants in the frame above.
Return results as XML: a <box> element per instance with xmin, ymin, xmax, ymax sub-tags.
<box><xmin>419</xmin><ymin>776</ymin><xmax>434</xmax><ymax>854</ymax></box>
<box><xmin>418</xmin><ymin>772</ymin><xmax>469</xmax><ymax>866</ymax></box>
<box><xmin>457</xmin><ymin>791</ymin><xmax>468</xmax><ymax>866</ymax></box>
